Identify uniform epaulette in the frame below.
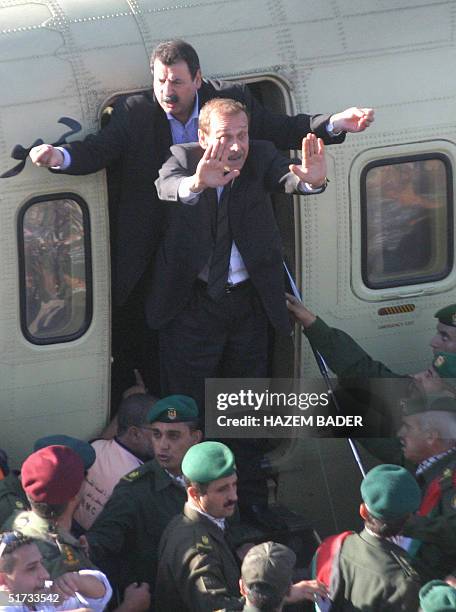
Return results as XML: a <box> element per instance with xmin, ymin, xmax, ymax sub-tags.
<box><xmin>196</xmin><ymin>534</ymin><xmax>212</xmax><ymax>553</ymax></box>
<box><xmin>121</xmin><ymin>461</ymin><xmax>154</xmax><ymax>483</ymax></box>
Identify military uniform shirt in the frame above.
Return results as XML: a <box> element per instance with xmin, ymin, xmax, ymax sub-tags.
<box><xmin>402</xmin><ymin>450</ymin><xmax>456</xmax><ymax>579</ymax></box>
<box><xmin>324</xmin><ymin>529</ymin><xmax>423</xmax><ymax>611</ymax></box>
<box><xmin>5</xmin><ymin>511</ymin><xmax>94</xmax><ymax>578</ymax></box>
<box><xmin>304</xmin><ymin>315</ymin><xmax>411</xmax><ymax>456</ymax></box>
<box><xmin>87</xmin><ymin>458</ymin><xmax>186</xmax><ymax>593</ymax></box>
<box><xmin>156</xmin><ymin>503</ymin><xmax>242</xmax><ymax>612</ymax></box>
<box><xmin>0</xmin><ymin>472</ymin><xmax>28</xmax><ymax>529</ymax></box>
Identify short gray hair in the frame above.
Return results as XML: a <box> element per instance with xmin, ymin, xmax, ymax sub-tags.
<box><xmin>417</xmin><ymin>410</ymin><xmax>456</xmax><ymax>441</ymax></box>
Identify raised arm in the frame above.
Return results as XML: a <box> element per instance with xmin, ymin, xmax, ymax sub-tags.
<box><xmin>289</xmin><ymin>133</ymin><xmax>327</xmax><ymax>189</ymax></box>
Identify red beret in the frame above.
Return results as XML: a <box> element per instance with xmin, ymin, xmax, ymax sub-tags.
<box><xmin>21</xmin><ymin>445</ymin><xmax>85</xmax><ymax>504</ymax></box>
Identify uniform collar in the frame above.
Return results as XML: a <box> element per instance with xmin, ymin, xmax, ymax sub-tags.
<box><xmin>183</xmin><ymin>502</ymin><xmax>227</xmax><ymax>543</ymax></box>
<box><xmin>416</xmin><ymin>446</ymin><xmax>456</xmax><ymax>477</ymax></box>
<box><xmin>359</xmin><ymin>527</ymin><xmax>397</xmax><ymax>550</ymax></box>
<box><xmin>14</xmin><ymin>511</ymin><xmax>80</xmax><ymax>546</ymax></box>
<box><xmin>187</xmin><ymin>499</ymin><xmax>226</xmax><ymax>531</ymax></box>
<box><xmin>153</xmin><ymin>460</ymin><xmax>184</xmax><ymax>492</ymax></box>
<box><xmin>164</xmin><ymin>470</ymin><xmax>186</xmax><ymax>488</ymax></box>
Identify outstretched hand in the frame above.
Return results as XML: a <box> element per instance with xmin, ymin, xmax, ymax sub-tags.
<box><xmin>286</xmin><ymin>579</ymin><xmax>328</xmax><ymax>603</ymax></box>
<box><xmin>289</xmin><ymin>133</ymin><xmax>326</xmax><ymax>188</ymax></box>
<box><xmin>29</xmin><ymin>144</ymin><xmax>64</xmax><ymax>167</ymax></box>
<box><xmin>192</xmin><ymin>137</ymin><xmax>240</xmax><ymax>191</ymax></box>
<box><xmin>331</xmin><ymin>107</ymin><xmax>374</xmax><ymax>133</ymax></box>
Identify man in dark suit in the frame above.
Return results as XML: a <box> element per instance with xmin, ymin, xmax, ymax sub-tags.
<box><xmin>29</xmin><ymin>40</ymin><xmax>374</xmax><ymax>399</ymax></box>
<box><xmin>153</xmin><ymin>98</ymin><xmax>327</xmax><ymax>514</ymax></box>
<box><xmin>154</xmin><ymin>97</ymin><xmax>327</xmax><ymax>397</ymax></box>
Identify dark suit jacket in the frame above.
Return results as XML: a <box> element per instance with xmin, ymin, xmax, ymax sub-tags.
<box><xmin>57</xmin><ymin>79</ymin><xmax>343</xmax><ymax>305</ymax></box>
<box><xmin>150</xmin><ymin>140</ymin><xmax>319</xmax><ymax>335</ymax></box>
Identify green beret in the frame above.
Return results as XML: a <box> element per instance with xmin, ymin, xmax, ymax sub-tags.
<box><xmin>361</xmin><ymin>464</ymin><xmax>421</xmax><ymax>520</ymax></box>
<box><xmin>419</xmin><ymin>580</ymin><xmax>456</xmax><ymax>612</ymax></box>
<box><xmin>400</xmin><ymin>393</ymin><xmax>456</xmax><ymax>416</ymax></box>
<box><xmin>433</xmin><ymin>352</ymin><xmax>456</xmax><ymax>379</ymax></box>
<box><xmin>182</xmin><ymin>441</ymin><xmax>235</xmax><ymax>484</ymax></box>
<box><xmin>33</xmin><ymin>435</ymin><xmax>95</xmax><ymax>470</ymax></box>
<box><xmin>435</xmin><ymin>304</ymin><xmax>456</xmax><ymax>327</ymax></box>
<box><xmin>146</xmin><ymin>394</ymin><xmax>199</xmax><ymax>424</ymax></box>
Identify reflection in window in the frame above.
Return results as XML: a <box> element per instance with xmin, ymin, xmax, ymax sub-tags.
<box><xmin>362</xmin><ymin>156</ymin><xmax>452</xmax><ymax>288</ymax></box>
<box><xmin>21</xmin><ymin>197</ymin><xmax>90</xmax><ymax>342</ymax></box>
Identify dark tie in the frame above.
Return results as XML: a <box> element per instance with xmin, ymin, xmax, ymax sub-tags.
<box><xmin>207</xmin><ymin>183</ymin><xmax>232</xmax><ymax>300</ymax></box>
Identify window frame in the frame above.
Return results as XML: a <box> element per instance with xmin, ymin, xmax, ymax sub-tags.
<box><xmin>360</xmin><ymin>152</ymin><xmax>453</xmax><ymax>290</ymax></box>
<box><xmin>18</xmin><ymin>192</ymin><xmax>93</xmax><ymax>345</ymax></box>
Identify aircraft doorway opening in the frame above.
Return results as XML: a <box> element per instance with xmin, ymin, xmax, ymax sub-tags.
<box><xmin>105</xmin><ymin>79</ymin><xmax>296</xmax><ymax>411</ymax></box>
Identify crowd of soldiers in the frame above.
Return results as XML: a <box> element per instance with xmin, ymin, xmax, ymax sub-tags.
<box><xmin>0</xmin><ymin>369</ymin><xmax>456</xmax><ymax>611</ymax></box>
<box><xmin>1</xmin><ymin>37</ymin><xmax>456</xmax><ymax>611</ymax></box>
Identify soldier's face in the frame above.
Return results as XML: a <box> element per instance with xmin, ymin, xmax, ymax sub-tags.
<box><xmin>153</xmin><ymin>59</ymin><xmax>201</xmax><ymax>124</ymax></box>
<box><xmin>430</xmin><ymin>323</ymin><xmax>456</xmax><ymax>355</ymax></box>
<box><xmin>198</xmin><ymin>473</ymin><xmax>238</xmax><ymax>518</ymax></box>
<box><xmin>0</xmin><ymin>544</ymin><xmax>49</xmax><ymax>596</ymax></box>
<box><xmin>397</xmin><ymin>414</ymin><xmax>432</xmax><ymax>463</ymax></box>
<box><xmin>146</xmin><ymin>421</ymin><xmax>202</xmax><ymax>475</ymax></box>
<box><xmin>413</xmin><ymin>367</ymin><xmax>446</xmax><ymax>394</ymax></box>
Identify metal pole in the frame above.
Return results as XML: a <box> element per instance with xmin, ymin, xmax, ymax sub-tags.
<box><xmin>284</xmin><ymin>261</ymin><xmax>366</xmax><ymax>477</ymax></box>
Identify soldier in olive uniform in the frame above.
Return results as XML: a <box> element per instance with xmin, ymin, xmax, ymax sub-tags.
<box><xmin>0</xmin><ymin>434</ymin><xmax>95</xmax><ymax>530</ymax></box>
<box><xmin>156</xmin><ymin>442</ymin><xmax>326</xmax><ymax>612</ymax></box>
<box><xmin>286</xmin><ymin>299</ymin><xmax>456</xmax><ymax>391</ymax></box>
<box><xmin>156</xmin><ymin>441</ymin><xmax>243</xmax><ymax>612</ymax></box>
<box><xmin>419</xmin><ymin>579</ymin><xmax>456</xmax><ymax>611</ymax></box>
<box><xmin>86</xmin><ymin>394</ymin><xmax>202</xmax><ymax>597</ymax></box>
<box><xmin>0</xmin><ymin>471</ymin><xmax>28</xmax><ymax>529</ymax></box>
<box><xmin>397</xmin><ymin>395</ymin><xmax>456</xmax><ymax>580</ymax></box>
<box><xmin>286</xmin><ymin>298</ymin><xmax>456</xmax><ymax>455</ymax></box>
<box><xmin>313</xmin><ymin>464</ymin><xmax>424</xmax><ymax>611</ymax></box>
<box><xmin>4</xmin><ymin>445</ymin><xmax>95</xmax><ymax>578</ymax></box>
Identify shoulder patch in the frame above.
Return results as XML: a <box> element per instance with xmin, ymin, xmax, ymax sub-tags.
<box><xmin>122</xmin><ymin>469</ymin><xmax>141</xmax><ymax>482</ymax></box>
<box><xmin>121</xmin><ymin>462</ymin><xmax>153</xmax><ymax>483</ymax></box>
<box><xmin>196</xmin><ymin>535</ymin><xmax>212</xmax><ymax>553</ymax></box>
<box><xmin>60</xmin><ymin>544</ymin><xmax>82</xmax><ymax>568</ymax></box>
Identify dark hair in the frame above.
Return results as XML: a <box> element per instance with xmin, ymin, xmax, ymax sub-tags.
<box><xmin>117</xmin><ymin>393</ymin><xmax>158</xmax><ymax>436</ymax></box>
<box><xmin>244</xmin><ymin>582</ymin><xmax>284</xmax><ymax>611</ymax></box>
<box><xmin>0</xmin><ymin>532</ymin><xmax>35</xmax><ymax>573</ymax></box>
<box><xmin>364</xmin><ymin>509</ymin><xmax>409</xmax><ymax>538</ymax></box>
<box><xmin>151</xmin><ymin>39</ymin><xmax>200</xmax><ymax>79</ymax></box>
<box><xmin>183</xmin><ymin>478</ymin><xmax>209</xmax><ymax>495</ymax></box>
<box><xmin>29</xmin><ymin>499</ymin><xmax>67</xmax><ymax>520</ymax></box>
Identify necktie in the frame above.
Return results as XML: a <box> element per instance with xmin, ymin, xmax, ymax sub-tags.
<box><xmin>207</xmin><ymin>183</ymin><xmax>232</xmax><ymax>300</ymax></box>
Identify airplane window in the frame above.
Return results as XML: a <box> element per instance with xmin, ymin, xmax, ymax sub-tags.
<box><xmin>361</xmin><ymin>155</ymin><xmax>453</xmax><ymax>289</ymax></box>
<box><xmin>19</xmin><ymin>195</ymin><xmax>92</xmax><ymax>344</ymax></box>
